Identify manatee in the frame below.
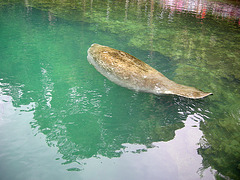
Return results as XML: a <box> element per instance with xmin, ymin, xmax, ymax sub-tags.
<box><xmin>87</xmin><ymin>44</ymin><xmax>212</xmax><ymax>99</ymax></box>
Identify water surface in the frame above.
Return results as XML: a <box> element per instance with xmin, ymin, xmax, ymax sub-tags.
<box><xmin>0</xmin><ymin>0</ymin><xmax>240</xmax><ymax>179</ymax></box>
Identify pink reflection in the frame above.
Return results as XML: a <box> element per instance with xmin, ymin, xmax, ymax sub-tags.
<box><xmin>159</xmin><ymin>0</ymin><xmax>240</xmax><ymax>21</ymax></box>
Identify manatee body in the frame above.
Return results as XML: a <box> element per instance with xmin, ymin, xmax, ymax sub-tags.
<box><xmin>87</xmin><ymin>43</ymin><xmax>212</xmax><ymax>99</ymax></box>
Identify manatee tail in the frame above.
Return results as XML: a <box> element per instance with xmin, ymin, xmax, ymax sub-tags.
<box><xmin>168</xmin><ymin>83</ymin><xmax>212</xmax><ymax>99</ymax></box>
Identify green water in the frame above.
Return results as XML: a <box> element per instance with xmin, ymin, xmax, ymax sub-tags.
<box><xmin>0</xmin><ymin>0</ymin><xmax>240</xmax><ymax>179</ymax></box>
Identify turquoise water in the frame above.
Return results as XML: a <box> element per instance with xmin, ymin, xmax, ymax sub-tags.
<box><xmin>0</xmin><ymin>1</ymin><xmax>240</xmax><ymax>179</ymax></box>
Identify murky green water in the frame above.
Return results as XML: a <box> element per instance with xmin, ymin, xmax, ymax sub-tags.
<box><xmin>0</xmin><ymin>0</ymin><xmax>239</xmax><ymax>179</ymax></box>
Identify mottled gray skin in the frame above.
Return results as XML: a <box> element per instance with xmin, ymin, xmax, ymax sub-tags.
<box><xmin>87</xmin><ymin>44</ymin><xmax>212</xmax><ymax>99</ymax></box>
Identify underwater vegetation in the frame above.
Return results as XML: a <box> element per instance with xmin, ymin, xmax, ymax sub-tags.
<box><xmin>1</xmin><ymin>0</ymin><xmax>240</xmax><ymax>179</ymax></box>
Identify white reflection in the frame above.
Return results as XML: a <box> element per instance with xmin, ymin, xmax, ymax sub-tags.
<box><xmin>0</xmin><ymin>94</ymin><xmax>35</xmax><ymax>125</ymax></box>
<box><xmin>106</xmin><ymin>0</ymin><xmax>110</xmax><ymax>20</ymax></box>
<box><xmin>125</xmin><ymin>0</ymin><xmax>129</xmax><ymax>20</ymax></box>
<box><xmin>68</xmin><ymin>86</ymin><xmax>102</xmax><ymax>114</ymax></box>
<box><xmin>41</xmin><ymin>67</ymin><xmax>54</xmax><ymax>108</ymax></box>
<box><xmin>79</xmin><ymin>114</ymin><xmax>216</xmax><ymax>180</ymax></box>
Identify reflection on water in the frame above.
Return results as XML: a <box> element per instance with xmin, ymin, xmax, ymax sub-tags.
<box><xmin>0</xmin><ymin>0</ymin><xmax>240</xmax><ymax>179</ymax></box>
<box><xmin>160</xmin><ymin>0</ymin><xmax>240</xmax><ymax>21</ymax></box>
<box><xmin>0</xmin><ymin>76</ymin><xmax>212</xmax><ymax>177</ymax></box>
<box><xmin>9</xmin><ymin>66</ymin><xmax>210</xmax><ymax>161</ymax></box>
